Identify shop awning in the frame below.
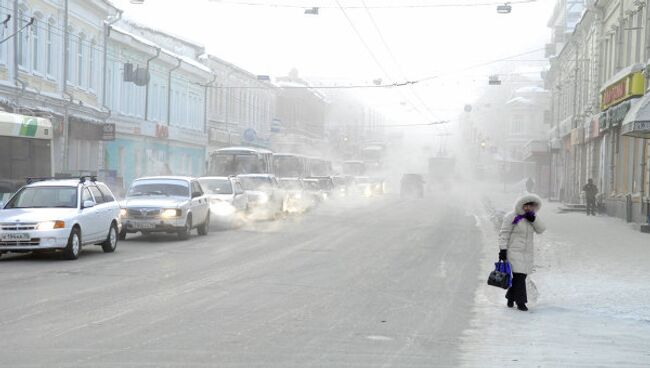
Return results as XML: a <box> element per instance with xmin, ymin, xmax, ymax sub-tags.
<box><xmin>621</xmin><ymin>94</ymin><xmax>650</xmax><ymax>138</ymax></box>
<box><xmin>0</xmin><ymin>111</ymin><xmax>53</xmax><ymax>139</ymax></box>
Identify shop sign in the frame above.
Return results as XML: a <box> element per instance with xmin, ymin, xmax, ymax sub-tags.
<box><xmin>621</xmin><ymin>120</ymin><xmax>650</xmax><ymax>139</ymax></box>
<box><xmin>600</xmin><ymin>71</ymin><xmax>645</xmax><ymax>110</ymax></box>
<box><xmin>101</xmin><ymin>123</ymin><xmax>116</xmax><ymax>141</ymax></box>
<box><xmin>570</xmin><ymin>127</ymin><xmax>584</xmax><ymax>145</ymax></box>
<box><xmin>70</xmin><ymin>119</ymin><xmax>103</xmax><ymax>140</ymax></box>
<box><xmin>608</xmin><ymin>99</ymin><xmax>633</xmax><ymax>128</ymax></box>
<box><xmin>585</xmin><ymin>115</ymin><xmax>601</xmax><ymax>142</ymax></box>
<box><xmin>155</xmin><ymin>124</ymin><xmax>169</xmax><ymax>139</ymax></box>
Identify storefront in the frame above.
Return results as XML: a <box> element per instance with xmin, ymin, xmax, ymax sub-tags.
<box><xmin>599</xmin><ymin>68</ymin><xmax>646</xmax><ymax>220</ymax></box>
<box><xmin>105</xmin><ymin>121</ymin><xmax>206</xmax><ymax>191</ymax></box>
<box><xmin>0</xmin><ymin>112</ymin><xmax>53</xmax><ymax>201</ymax></box>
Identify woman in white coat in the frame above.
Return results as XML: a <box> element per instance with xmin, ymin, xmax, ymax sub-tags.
<box><xmin>498</xmin><ymin>194</ymin><xmax>546</xmax><ymax>311</ymax></box>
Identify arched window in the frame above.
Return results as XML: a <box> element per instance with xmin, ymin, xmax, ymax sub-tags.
<box><xmin>77</xmin><ymin>33</ymin><xmax>85</xmax><ymax>87</ymax></box>
<box><xmin>46</xmin><ymin>17</ymin><xmax>56</xmax><ymax>77</ymax></box>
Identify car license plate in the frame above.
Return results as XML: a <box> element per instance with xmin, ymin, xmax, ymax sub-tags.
<box><xmin>1</xmin><ymin>233</ymin><xmax>31</xmax><ymax>241</ymax></box>
<box><xmin>131</xmin><ymin>222</ymin><xmax>155</xmax><ymax>230</ymax></box>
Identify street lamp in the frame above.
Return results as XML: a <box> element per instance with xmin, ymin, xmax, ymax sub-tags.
<box><xmin>497</xmin><ymin>3</ymin><xmax>512</xmax><ymax>14</ymax></box>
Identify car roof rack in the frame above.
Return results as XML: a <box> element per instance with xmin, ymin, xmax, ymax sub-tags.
<box><xmin>25</xmin><ymin>177</ymin><xmax>57</xmax><ymax>184</ymax></box>
<box><xmin>26</xmin><ymin>176</ymin><xmax>98</xmax><ymax>185</ymax></box>
<box><xmin>79</xmin><ymin>176</ymin><xmax>97</xmax><ymax>183</ymax></box>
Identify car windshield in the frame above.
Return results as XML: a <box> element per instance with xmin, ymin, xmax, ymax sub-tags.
<box><xmin>302</xmin><ymin>180</ymin><xmax>321</xmax><ymax>190</ymax></box>
<box><xmin>239</xmin><ymin>177</ymin><xmax>272</xmax><ymax>191</ymax></box>
<box><xmin>280</xmin><ymin>179</ymin><xmax>302</xmax><ymax>190</ymax></box>
<box><xmin>198</xmin><ymin>178</ymin><xmax>233</xmax><ymax>194</ymax></box>
<box><xmin>127</xmin><ymin>181</ymin><xmax>189</xmax><ymax>197</ymax></box>
<box><xmin>5</xmin><ymin>186</ymin><xmax>77</xmax><ymax>209</ymax></box>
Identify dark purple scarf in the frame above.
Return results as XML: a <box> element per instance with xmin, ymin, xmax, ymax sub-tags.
<box><xmin>512</xmin><ymin>212</ymin><xmax>534</xmax><ymax>224</ymax></box>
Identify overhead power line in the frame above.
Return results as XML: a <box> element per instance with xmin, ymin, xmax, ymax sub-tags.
<box><xmin>209</xmin><ymin>0</ymin><xmax>537</xmax><ymax>10</ymax></box>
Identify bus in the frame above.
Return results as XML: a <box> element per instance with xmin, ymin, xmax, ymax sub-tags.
<box><xmin>207</xmin><ymin>147</ymin><xmax>273</xmax><ymax>176</ymax></box>
<box><xmin>307</xmin><ymin>157</ymin><xmax>333</xmax><ymax>177</ymax></box>
<box><xmin>273</xmin><ymin>153</ymin><xmax>309</xmax><ymax>178</ymax></box>
<box><xmin>0</xmin><ymin>112</ymin><xmax>54</xmax><ymax>203</ymax></box>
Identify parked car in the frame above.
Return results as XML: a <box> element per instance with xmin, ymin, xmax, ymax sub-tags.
<box><xmin>279</xmin><ymin>177</ymin><xmax>315</xmax><ymax>213</ymax></box>
<box><xmin>401</xmin><ymin>174</ymin><xmax>424</xmax><ymax>198</ymax></box>
<box><xmin>0</xmin><ymin>176</ymin><xmax>121</xmax><ymax>260</ymax></box>
<box><xmin>238</xmin><ymin>174</ymin><xmax>286</xmax><ymax>219</ymax></box>
<box><xmin>119</xmin><ymin>176</ymin><xmax>210</xmax><ymax>240</ymax></box>
<box><xmin>198</xmin><ymin>176</ymin><xmax>249</xmax><ymax>227</ymax></box>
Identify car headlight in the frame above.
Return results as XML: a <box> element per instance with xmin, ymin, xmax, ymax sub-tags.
<box><xmin>120</xmin><ymin>208</ymin><xmax>127</xmax><ymax>218</ymax></box>
<box><xmin>161</xmin><ymin>209</ymin><xmax>181</xmax><ymax>218</ymax></box>
<box><xmin>36</xmin><ymin>220</ymin><xmax>65</xmax><ymax>230</ymax></box>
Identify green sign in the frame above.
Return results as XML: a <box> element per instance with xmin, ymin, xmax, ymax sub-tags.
<box><xmin>19</xmin><ymin>117</ymin><xmax>38</xmax><ymax>137</ymax></box>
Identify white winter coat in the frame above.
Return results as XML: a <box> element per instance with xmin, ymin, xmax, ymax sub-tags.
<box><xmin>498</xmin><ymin>194</ymin><xmax>546</xmax><ymax>274</ymax></box>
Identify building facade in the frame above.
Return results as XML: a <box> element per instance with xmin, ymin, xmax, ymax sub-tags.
<box><xmin>203</xmin><ymin>55</ymin><xmax>276</xmax><ymax>153</ymax></box>
<box><xmin>546</xmin><ymin>0</ymin><xmax>650</xmax><ymax>222</ymax></box>
<box><xmin>0</xmin><ymin>0</ymin><xmax>119</xmax><ymax>177</ymax></box>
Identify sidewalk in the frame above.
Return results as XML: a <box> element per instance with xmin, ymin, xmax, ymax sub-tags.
<box><xmin>459</xmin><ymin>189</ymin><xmax>650</xmax><ymax>367</ymax></box>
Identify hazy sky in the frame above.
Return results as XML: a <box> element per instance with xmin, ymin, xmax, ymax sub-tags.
<box><xmin>112</xmin><ymin>0</ymin><xmax>555</xmax><ymax>131</ymax></box>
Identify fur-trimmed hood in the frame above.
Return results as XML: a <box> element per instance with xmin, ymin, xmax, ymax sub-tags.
<box><xmin>514</xmin><ymin>194</ymin><xmax>543</xmax><ymax>215</ymax></box>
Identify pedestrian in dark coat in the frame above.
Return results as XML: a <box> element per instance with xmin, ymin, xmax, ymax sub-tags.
<box><xmin>498</xmin><ymin>194</ymin><xmax>545</xmax><ymax>311</ymax></box>
<box><xmin>583</xmin><ymin>179</ymin><xmax>598</xmax><ymax>216</ymax></box>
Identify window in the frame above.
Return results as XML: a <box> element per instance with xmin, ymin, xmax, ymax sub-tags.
<box><xmin>77</xmin><ymin>33</ymin><xmax>85</xmax><ymax>87</ymax></box>
<box><xmin>46</xmin><ymin>19</ymin><xmax>55</xmax><ymax>77</ymax></box>
<box><xmin>67</xmin><ymin>30</ymin><xmax>76</xmax><ymax>84</ymax></box>
<box><xmin>88</xmin><ymin>40</ymin><xmax>96</xmax><ymax>90</ymax></box>
<box><xmin>98</xmin><ymin>184</ymin><xmax>115</xmax><ymax>202</ymax></box>
<box><xmin>18</xmin><ymin>7</ymin><xmax>29</xmax><ymax>68</ymax></box>
<box><xmin>31</xmin><ymin>15</ymin><xmax>41</xmax><ymax>73</ymax></box>
<box><xmin>89</xmin><ymin>186</ymin><xmax>104</xmax><ymax>204</ymax></box>
<box><xmin>81</xmin><ymin>188</ymin><xmax>93</xmax><ymax>204</ymax></box>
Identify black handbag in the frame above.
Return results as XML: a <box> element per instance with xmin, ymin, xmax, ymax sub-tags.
<box><xmin>487</xmin><ymin>223</ymin><xmax>514</xmax><ymax>289</ymax></box>
<box><xmin>487</xmin><ymin>261</ymin><xmax>511</xmax><ymax>289</ymax></box>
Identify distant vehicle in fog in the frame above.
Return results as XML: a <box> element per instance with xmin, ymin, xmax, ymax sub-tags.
<box><xmin>198</xmin><ymin>176</ymin><xmax>249</xmax><ymax>227</ymax></box>
<box><xmin>343</xmin><ymin>160</ymin><xmax>366</xmax><ymax>176</ymax></box>
<box><xmin>0</xmin><ymin>177</ymin><xmax>121</xmax><ymax>260</ymax></box>
<box><xmin>273</xmin><ymin>153</ymin><xmax>309</xmax><ymax>178</ymax></box>
<box><xmin>207</xmin><ymin>147</ymin><xmax>273</xmax><ymax>176</ymax></box>
<box><xmin>120</xmin><ymin>177</ymin><xmax>210</xmax><ymax>240</ymax></box>
<box><xmin>238</xmin><ymin>174</ymin><xmax>286</xmax><ymax>219</ymax></box>
<box><xmin>279</xmin><ymin>177</ymin><xmax>315</xmax><ymax>213</ymax></box>
<box><xmin>308</xmin><ymin>158</ymin><xmax>333</xmax><ymax>177</ymax></box>
<box><xmin>400</xmin><ymin>174</ymin><xmax>425</xmax><ymax>198</ymax></box>
<box><xmin>360</xmin><ymin>142</ymin><xmax>387</xmax><ymax>170</ymax></box>
<box><xmin>305</xmin><ymin>176</ymin><xmax>334</xmax><ymax>201</ymax></box>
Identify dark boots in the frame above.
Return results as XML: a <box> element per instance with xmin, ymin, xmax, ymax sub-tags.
<box><xmin>516</xmin><ymin>303</ymin><xmax>528</xmax><ymax>311</ymax></box>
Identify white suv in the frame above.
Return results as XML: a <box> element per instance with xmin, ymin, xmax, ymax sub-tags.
<box><xmin>0</xmin><ymin>177</ymin><xmax>122</xmax><ymax>260</ymax></box>
<box><xmin>120</xmin><ymin>177</ymin><xmax>210</xmax><ymax>240</ymax></box>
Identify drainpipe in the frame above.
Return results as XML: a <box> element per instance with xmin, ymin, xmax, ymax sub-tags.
<box><xmin>61</xmin><ymin>0</ymin><xmax>74</xmax><ymax>172</ymax></box>
<box><xmin>143</xmin><ymin>47</ymin><xmax>161</xmax><ymax>121</ymax></box>
<box><xmin>166</xmin><ymin>58</ymin><xmax>182</xmax><ymax>125</ymax></box>
<box><xmin>12</xmin><ymin>0</ymin><xmax>33</xmax><ymax>110</ymax></box>
<box><xmin>203</xmin><ymin>73</ymin><xmax>217</xmax><ymax>134</ymax></box>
